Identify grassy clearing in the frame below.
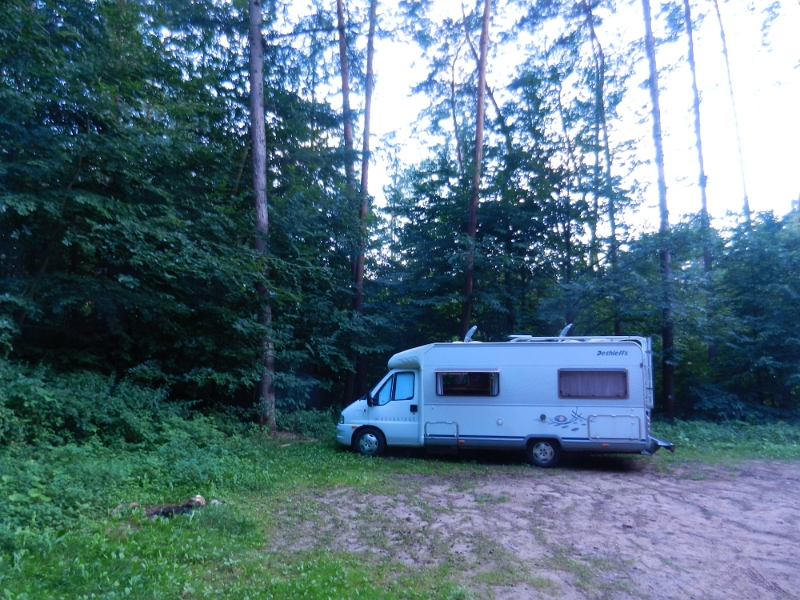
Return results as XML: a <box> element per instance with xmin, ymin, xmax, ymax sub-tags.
<box><xmin>0</xmin><ymin>435</ymin><xmax>476</xmax><ymax>600</ymax></box>
<box><xmin>1</xmin><ymin>410</ymin><xmax>799</xmax><ymax>598</ymax></box>
<box><xmin>652</xmin><ymin>419</ymin><xmax>800</xmax><ymax>462</ymax></box>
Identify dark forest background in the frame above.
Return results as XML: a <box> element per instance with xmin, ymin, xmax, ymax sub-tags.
<box><xmin>2</xmin><ymin>0</ymin><xmax>799</xmax><ymax>431</ymax></box>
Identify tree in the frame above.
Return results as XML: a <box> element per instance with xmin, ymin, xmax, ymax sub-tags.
<box><xmin>336</xmin><ymin>0</ymin><xmax>357</xmax><ymax>198</ymax></box>
<box><xmin>248</xmin><ymin>0</ymin><xmax>276</xmax><ymax>429</ymax></box>
<box><xmin>460</xmin><ymin>0</ymin><xmax>492</xmax><ymax>339</ymax></box>
<box><xmin>0</xmin><ymin>0</ymin><xmax>263</xmax><ymax>388</ymax></box>
<box><xmin>581</xmin><ymin>0</ymin><xmax>623</xmax><ymax>333</ymax></box>
<box><xmin>0</xmin><ymin>0</ymin><xmax>365</xmax><ymax>412</ymax></box>
<box><xmin>681</xmin><ymin>0</ymin><xmax>711</xmax><ymax>271</ymax></box>
<box><xmin>641</xmin><ymin>0</ymin><xmax>675</xmax><ymax>418</ymax></box>
<box><xmin>352</xmin><ymin>0</ymin><xmax>378</xmax><ymax>396</ymax></box>
<box><xmin>710</xmin><ymin>214</ymin><xmax>800</xmax><ymax>413</ymax></box>
<box><xmin>712</xmin><ymin>0</ymin><xmax>750</xmax><ymax>223</ymax></box>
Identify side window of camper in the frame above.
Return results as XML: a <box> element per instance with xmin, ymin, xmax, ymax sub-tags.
<box><xmin>558</xmin><ymin>369</ymin><xmax>628</xmax><ymax>399</ymax></box>
<box><xmin>394</xmin><ymin>372</ymin><xmax>415</xmax><ymax>401</ymax></box>
<box><xmin>436</xmin><ymin>372</ymin><xmax>499</xmax><ymax>397</ymax></box>
<box><xmin>374</xmin><ymin>372</ymin><xmax>415</xmax><ymax>406</ymax></box>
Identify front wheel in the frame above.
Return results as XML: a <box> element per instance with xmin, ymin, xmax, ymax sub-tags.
<box><xmin>353</xmin><ymin>427</ymin><xmax>386</xmax><ymax>457</ymax></box>
<box><xmin>527</xmin><ymin>439</ymin><xmax>561</xmax><ymax>468</ymax></box>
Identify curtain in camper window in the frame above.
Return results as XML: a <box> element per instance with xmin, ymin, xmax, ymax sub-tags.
<box><xmin>558</xmin><ymin>370</ymin><xmax>628</xmax><ymax>399</ymax></box>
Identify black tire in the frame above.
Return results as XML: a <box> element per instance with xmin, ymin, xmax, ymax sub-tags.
<box><xmin>353</xmin><ymin>427</ymin><xmax>386</xmax><ymax>457</ymax></box>
<box><xmin>527</xmin><ymin>439</ymin><xmax>561</xmax><ymax>468</ymax></box>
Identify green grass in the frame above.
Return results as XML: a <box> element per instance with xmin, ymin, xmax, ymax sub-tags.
<box><xmin>544</xmin><ymin>547</ymin><xmax>634</xmax><ymax>597</ymax></box>
<box><xmin>1</xmin><ymin>510</ymin><xmax>471</xmax><ymax>599</ymax></box>
<box><xmin>0</xmin><ymin>425</ymin><xmax>489</xmax><ymax>600</ymax></box>
<box><xmin>651</xmin><ymin>419</ymin><xmax>800</xmax><ymax>462</ymax></box>
<box><xmin>1</xmin><ymin>414</ymin><xmax>800</xmax><ymax>599</ymax></box>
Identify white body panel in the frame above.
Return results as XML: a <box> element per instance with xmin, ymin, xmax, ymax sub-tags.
<box><xmin>336</xmin><ymin>336</ymin><xmax>657</xmax><ymax>456</ymax></box>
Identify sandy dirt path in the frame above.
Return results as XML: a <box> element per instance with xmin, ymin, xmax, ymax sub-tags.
<box><xmin>270</xmin><ymin>456</ymin><xmax>800</xmax><ymax>599</ymax></box>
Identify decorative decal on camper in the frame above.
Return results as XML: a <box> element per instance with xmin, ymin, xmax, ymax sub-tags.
<box><xmin>547</xmin><ymin>411</ymin><xmax>589</xmax><ymax>432</ymax></box>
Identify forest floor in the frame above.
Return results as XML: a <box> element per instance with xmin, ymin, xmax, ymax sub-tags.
<box><xmin>267</xmin><ymin>454</ymin><xmax>800</xmax><ymax>599</ymax></box>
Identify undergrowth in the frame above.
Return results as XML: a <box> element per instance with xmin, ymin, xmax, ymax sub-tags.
<box><xmin>653</xmin><ymin>419</ymin><xmax>800</xmax><ymax>462</ymax></box>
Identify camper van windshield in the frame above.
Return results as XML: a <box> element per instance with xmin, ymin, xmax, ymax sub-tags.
<box><xmin>436</xmin><ymin>372</ymin><xmax>499</xmax><ymax>396</ymax></box>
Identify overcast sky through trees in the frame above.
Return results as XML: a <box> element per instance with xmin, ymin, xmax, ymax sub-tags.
<box><xmin>360</xmin><ymin>0</ymin><xmax>800</xmax><ymax>230</ymax></box>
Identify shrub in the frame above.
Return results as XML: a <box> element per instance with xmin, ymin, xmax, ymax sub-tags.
<box><xmin>0</xmin><ymin>359</ymin><xmax>173</xmax><ymax>446</ymax></box>
<box><xmin>276</xmin><ymin>407</ymin><xmax>338</xmax><ymax>441</ymax></box>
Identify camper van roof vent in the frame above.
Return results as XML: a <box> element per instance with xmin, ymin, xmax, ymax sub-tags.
<box><xmin>463</xmin><ymin>325</ymin><xmax>478</xmax><ymax>343</ymax></box>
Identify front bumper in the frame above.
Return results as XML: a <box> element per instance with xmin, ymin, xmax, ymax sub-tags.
<box><xmin>336</xmin><ymin>424</ymin><xmax>354</xmax><ymax>447</ymax></box>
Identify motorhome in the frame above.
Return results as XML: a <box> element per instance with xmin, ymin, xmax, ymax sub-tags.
<box><xmin>336</xmin><ymin>332</ymin><xmax>674</xmax><ymax>467</ymax></box>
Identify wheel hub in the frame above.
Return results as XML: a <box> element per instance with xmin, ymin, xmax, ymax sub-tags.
<box><xmin>534</xmin><ymin>443</ymin><xmax>554</xmax><ymax>461</ymax></box>
<box><xmin>359</xmin><ymin>433</ymin><xmax>378</xmax><ymax>453</ymax></box>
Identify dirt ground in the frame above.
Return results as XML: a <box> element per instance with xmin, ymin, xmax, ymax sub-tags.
<box><xmin>269</xmin><ymin>455</ymin><xmax>800</xmax><ymax>599</ymax></box>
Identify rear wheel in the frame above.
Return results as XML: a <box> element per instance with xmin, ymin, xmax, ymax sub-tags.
<box><xmin>527</xmin><ymin>439</ymin><xmax>561</xmax><ymax>468</ymax></box>
<box><xmin>353</xmin><ymin>427</ymin><xmax>386</xmax><ymax>457</ymax></box>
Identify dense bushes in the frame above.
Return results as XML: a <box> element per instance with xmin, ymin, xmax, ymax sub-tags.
<box><xmin>0</xmin><ymin>359</ymin><xmax>172</xmax><ymax>446</ymax></box>
<box><xmin>0</xmin><ymin>359</ymin><xmax>247</xmax><ymax>551</ymax></box>
<box><xmin>0</xmin><ymin>358</ymin><xmax>351</xmax><ymax>556</ymax></box>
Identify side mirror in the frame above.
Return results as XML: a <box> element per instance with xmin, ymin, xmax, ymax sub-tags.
<box><xmin>366</xmin><ymin>393</ymin><xmax>374</xmax><ymax>407</ymax></box>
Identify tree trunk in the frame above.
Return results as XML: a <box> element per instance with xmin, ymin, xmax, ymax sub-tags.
<box><xmin>684</xmin><ymin>0</ymin><xmax>711</xmax><ymax>270</ymax></box>
<box><xmin>451</xmin><ymin>44</ymin><xmax>466</xmax><ymax>176</ymax></box>
<box><xmin>590</xmin><ymin>47</ymin><xmax>602</xmax><ymax>270</ymax></box>
<box><xmin>642</xmin><ymin>0</ymin><xmax>675</xmax><ymax>419</ymax></box>
<box><xmin>336</xmin><ymin>0</ymin><xmax>357</xmax><ymax>195</ymax></box>
<box><xmin>549</xmin><ymin>60</ymin><xmax>590</xmax><ymax>284</ymax></box>
<box><xmin>684</xmin><ymin>0</ymin><xmax>716</xmax><ymax>359</ymax></box>
<box><xmin>712</xmin><ymin>0</ymin><xmax>749</xmax><ymax>223</ymax></box>
<box><xmin>585</xmin><ymin>2</ymin><xmax>620</xmax><ymax>334</ymax></box>
<box><xmin>248</xmin><ymin>0</ymin><xmax>276</xmax><ymax>431</ymax></box>
<box><xmin>351</xmin><ymin>0</ymin><xmax>378</xmax><ymax>397</ymax></box>
<box><xmin>563</xmin><ymin>205</ymin><xmax>576</xmax><ymax>327</ymax></box>
<box><xmin>459</xmin><ymin>0</ymin><xmax>491</xmax><ymax>340</ymax></box>
<box><xmin>461</xmin><ymin>2</ymin><xmax>512</xmax><ymax>157</ymax></box>
<box><xmin>338</xmin><ymin>0</ymin><xmax>360</xmax><ymax>404</ymax></box>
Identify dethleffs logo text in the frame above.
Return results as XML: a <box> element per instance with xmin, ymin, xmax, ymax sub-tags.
<box><xmin>597</xmin><ymin>350</ymin><xmax>628</xmax><ymax>356</ymax></box>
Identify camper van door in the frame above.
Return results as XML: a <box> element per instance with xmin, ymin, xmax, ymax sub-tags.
<box><xmin>368</xmin><ymin>371</ymin><xmax>420</xmax><ymax>446</ymax></box>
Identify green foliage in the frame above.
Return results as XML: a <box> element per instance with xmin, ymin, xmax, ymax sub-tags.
<box><xmin>275</xmin><ymin>408</ymin><xmax>339</xmax><ymax>441</ymax></box>
<box><xmin>654</xmin><ymin>419</ymin><xmax>800</xmax><ymax>462</ymax></box>
<box><xmin>0</xmin><ymin>0</ymin><xmax>373</xmax><ymax>408</ymax></box>
<box><xmin>1</xmin><ymin>0</ymin><xmax>798</xmax><ymax>427</ymax></box>
<box><xmin>0</xmin><ymin>358</ymin><xmax>171</xmax><ymax>445</ymax></box>
<box><xmin>1</xmin><ymin>0</ymin><xmax>263</xmax><ymax>386</ymax></box>
<box><xmin>710</xmin><ymin>214</ymin><xmax>800</xmax><ymax>411</ymax></box>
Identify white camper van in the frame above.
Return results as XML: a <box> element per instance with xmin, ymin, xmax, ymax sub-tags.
<box><xmin>336</xmin><ymin>334</ymin><xmax>674</xmax><ymax>467</ymax></box>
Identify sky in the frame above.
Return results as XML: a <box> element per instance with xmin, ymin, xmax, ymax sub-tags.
<box><xmin>362</xmin><ymin>0</ymin><xmax>800</xmax><ymax>233</ymax></box>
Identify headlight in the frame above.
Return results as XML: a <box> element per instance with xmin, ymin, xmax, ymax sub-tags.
<box><xmin>338</xmin><ymin>414</ymin><xmax>345</xmax><ymax>424</ymax></box>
